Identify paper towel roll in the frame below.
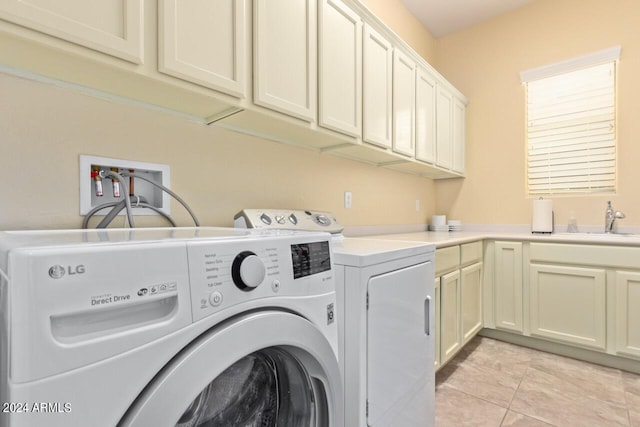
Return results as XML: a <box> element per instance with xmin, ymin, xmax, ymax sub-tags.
<box><xmin>532</xmin><ymin>198</ymin><xmax>553</xmax><ymax>233</ymax></box>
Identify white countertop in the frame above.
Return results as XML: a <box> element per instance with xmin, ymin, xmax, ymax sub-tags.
<box><xmin>332</xmin><ymin>237</ymin><xmax>435</xmax><ymax>267</ymax></box>
<box><xmin>362</xmin><ymin>230</ymin><xmax>640</xmax><ymax>248</ymax></box>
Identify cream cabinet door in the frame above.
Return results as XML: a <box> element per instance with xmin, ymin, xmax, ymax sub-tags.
<box><xmin>415</xmin><ymin>67</ymin><xmax>437</xmax><ymax>164</ymax></box>
<box><xmin>159</xmin><ymin>0</ymin><xmax>247</xmax><ymax>98</ymax></box>
<box><xmin>318</xmin><ymin>0</ymin><xmax>361</xmax><ymax>137</ymax></box>
<box><xmin>435</xmin><ymin>85</ymin><xmax>453</xmax><ymax>169</ymax></box>
<box><xmin>362</xmin><ymin>23</ymin><xmax>392</xmax><ymax>148</ymax></box>
<box><xmin>440</xmin><ymin>270</ymin><xmax>461</xmax><ymax>365</ymax></box>
<box><xmin>615</xmin><ymin>271</ymin><xmax>640</xmax><ymax>359</ymax></box>
<box><xmin>434</xmin><ymin>276</ymin><xmax>441</xmax><ymax>370</ymax></box>
<box><xmin>494</xmin><ymin>241</ymin><xmax>523</xmax><ymax>333</ymax></box>
<box><xmin>254</xmin><ymin>0</ymin><xmax>317</xmax><ymax>121</ymax></box>
<box><xmin>392</xmin><ymin>48</ymin><xmax>416</xmax><ymax>157</ymax></box>
<box><xmin>0</xmin><ymin>0</ymin><xmax>143</xmax><ymax>63</ymax></box>
<box><xmin>530</xmin><ymin>264</ymin><xmax>606</xmax><ymax>351</ymax></box>
<box><xmin>452</xmin><ymin>97</ymin><xmax>466</xmax><ymax>174</ymax></box>
<box><xmin>461</xmin><ymin>262</ymin><xmax>483</xmax><ymax>344</ymax></box>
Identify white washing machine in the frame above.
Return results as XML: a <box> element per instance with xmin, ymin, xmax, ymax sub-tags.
<box><xmin>0</xmin><ymin>227</ymin><xmax>343</xmax><ymax>427</ymax></box>
<box><xmin>235</xmin><ymin>210</ymin><xmax>436</xmax><ymax>427</ymax></box>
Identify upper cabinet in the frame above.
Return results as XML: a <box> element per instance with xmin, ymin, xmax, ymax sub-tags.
<box><xmin>452</xmin><ymin>98</ymin><xmax>466</xmax><ymax>174</ymax></box>
<box><xmin>436</xmin><ymin>84</ymin><xmax>466</xmax><ymax>173</ymax></box>
<box><xmin>362</xmin><ymin>23</ymin><xmax>393</xmax><ymax>149</ymax></box>
<box><xmin>0</xmin><ymin>0</ymin><xmax>143</xmax><ymax>63</ymax></box>
<box><xmin>392</xmin><ymin>49</ymin><xmax>416</xmax><ymax>157</ymax></box>
<box><xmin>159</xmin><ymin>0</ymin><xmax>247</xmax><ymax>98</ymax></box>
<box><xmin>318</xmin><ymin>0</ymin><xmax>362</xmax><ymax>137</ymax></box>
<box><xmin>415</xmin><ymin>67</ymin><xmax>437</xmax><ymax>164</ymax></box>
<box><xmin>436</xmin><ymin>85</ymin><xmax>454</xmax><ymax>170</ymax></box>
<box><xmin>253</xmin><ymin>0</ymin><xmax>317</xmax><ymax>122</ymax></box>
<box><xmin>0</xmin><ymin>0</ymin><xmax>468</xmax><ymax>179</ymax></box>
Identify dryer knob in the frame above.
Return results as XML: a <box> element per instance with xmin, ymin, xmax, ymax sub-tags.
<box><xmin>232</xmin><ymin>251</ymin><xmax>266</xmax><ymax>290</ymax></box>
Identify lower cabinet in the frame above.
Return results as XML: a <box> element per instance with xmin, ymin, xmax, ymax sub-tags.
<box><xmin>461</xmin><ymin>262</ymin><xmax>483</xmax><ymax>344</ymax></box>
<box><xmin>440</xmin><ymin>270</ymin><xmax>461</xmax><ymax>366</ymax></box>
<box><xmin>494</xmin><ymin>242</ymin><xmax>523</xmax><ymax>333</ymax></box>
<box><xmin>529</xmin><ymin>264</ymin><xmax>606</xmax><ymax>351</ymax></box>
<box><xmin>615</xmin><ymin>271</ymin><xmax>640</xmax><ymax>358</ymax></box>
<box><xmin>489</xmin><ymin>241</ymin><xmax>640</xmax><ymax>364</ymax></box>
<box><xmin>435</xmin><ymin>241</ymin><xmax>483</xmax><ymax>370</ymax></box>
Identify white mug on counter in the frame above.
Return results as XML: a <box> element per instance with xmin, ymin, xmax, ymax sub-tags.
<box><xmin>431</xmin><ymin>215</ymin><xmax>447</xmax><ymax>226</ymax></box>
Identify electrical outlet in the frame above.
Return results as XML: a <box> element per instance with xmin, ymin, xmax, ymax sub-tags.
<box><xmin>344</xmin><ymin>191</ymin><xmax>352</xmax><ymax>209</ymax></box>
<box><xmin>79</xmin><ymin>155</ymin><xmax>171</xmax><ymax>216</ymax></box>
<box><xmin>415</xmin><ymin>199</ymin><xmax>420</xmax><ymax>212</ymax></box>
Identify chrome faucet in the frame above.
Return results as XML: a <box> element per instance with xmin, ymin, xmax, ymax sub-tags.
<box><xmin>605</xmin><ymin>201</ymin><xmax>625</xmax><ymax>233</ymax></box>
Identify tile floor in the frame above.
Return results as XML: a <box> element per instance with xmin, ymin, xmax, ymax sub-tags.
<box><xmin>435</xmin><ymin>336</ymin><xmax>640</xmax><ymax>427</ymax></box>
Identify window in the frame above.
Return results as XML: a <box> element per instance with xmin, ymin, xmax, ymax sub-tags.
<box><xmin>521</xmin><ymin>46</ymin><xmax>621</xmax><ymax>195</ymax></box>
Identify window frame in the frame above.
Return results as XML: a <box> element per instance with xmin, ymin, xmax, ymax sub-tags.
<box><xmin>521</xmin><ymin>46</ymin><xmax>621</xmax><ymax>196</ymax></box>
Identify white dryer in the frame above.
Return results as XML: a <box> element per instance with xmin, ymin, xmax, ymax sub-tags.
<box><xmin>0</xmin><ymin>227</ymin><xmax>343</xmax><ymax>427</ymax></box>
<box><xmin>235</xmin><ymin>210</ymin><xmax>436</xmax><ymax>427</ymax></box>
<box><xmin>332</xmin><ymin>238</ymin><xmax>435</xmax><ymax>427</ymax></box>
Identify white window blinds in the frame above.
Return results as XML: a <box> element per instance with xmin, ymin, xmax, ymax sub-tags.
<box><xmin>521</xmin><ymin>47</ymin><xmax>620</xmax><ymax>195</ymax></box>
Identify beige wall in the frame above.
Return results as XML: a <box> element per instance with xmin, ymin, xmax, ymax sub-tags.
<box><xmin>0</xmin><ymin>73</ymin><xmax>434</xmax><ymax>230</ymax></box>
<box><xmin>434</xmin><ymin>0</ymin><xmax>640</xmax><ymax>229</ymax></box>
<box><xmin>360</xmin><ymin>0</ymin><xmax>437</xmax><ymax>62</ymax></box>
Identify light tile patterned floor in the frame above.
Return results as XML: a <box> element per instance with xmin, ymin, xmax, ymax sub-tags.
<box><xmin>435</xmin><ymin>336</ymin><xmax>640</xmax><ymax>426</ymax></box>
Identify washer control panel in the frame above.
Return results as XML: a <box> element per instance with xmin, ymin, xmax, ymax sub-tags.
<box><xmin>234</xmin><ymin>209</ymin><xmax>343</xmax><ymax>234</ymax></box>
<box><xmin>186</xmin><ymin>232</ymin><xmax>334</xmax><ymax>321</ymax></box>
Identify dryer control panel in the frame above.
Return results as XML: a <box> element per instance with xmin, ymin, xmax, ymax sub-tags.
<box><xmin>234</xmin><ymin>209</ymin><xmax>343</xmax><ymax>234</ymax></box>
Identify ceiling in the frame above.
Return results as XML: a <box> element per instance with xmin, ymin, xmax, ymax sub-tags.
<box><xmin>401</xmin><ymin>0</ymin><xmax>534</xmax><ymax>38</ymax></box>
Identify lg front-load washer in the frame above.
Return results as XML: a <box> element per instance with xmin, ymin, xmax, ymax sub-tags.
<box><xmin>0</xmin><ymin>227</ymin><xmax>342</xmax><ymax>427</ymax></box>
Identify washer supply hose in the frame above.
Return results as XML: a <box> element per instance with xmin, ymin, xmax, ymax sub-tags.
<box><xmin>82</xmin><ymin>170</ymin><xmax>199</xmax><ymax>229</ymax></box>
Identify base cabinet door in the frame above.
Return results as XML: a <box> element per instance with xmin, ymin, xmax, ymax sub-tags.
<box><xmin>615</xmin><ymin>271</ymin><xmax>640</xmax><ymax>359</ymax></box>
<box><xmin>159</xmin><ymin>0</ymin><xmax>247</xmax><ymax>97</ymax></box>
<box><xmin>440</xmin><ymin>270</ymin><xmax>461</xmax><ymax>365</ymax></box>
<box><xmin>530</xmin><ymin>264</ymin><xmax>606</xmax><ymax>351</ymax></box>
<box><xmin>461</xmin><ymin>262</ymin><xmax>483</xmax><ymax>344</ymax></box>
<box><xmin>494</xmin><ymin>242</ymin><xmax>523</xmax><ymax>333</ymax></box>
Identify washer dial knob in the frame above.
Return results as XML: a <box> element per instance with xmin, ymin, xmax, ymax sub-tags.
<box><xmin>231</xmin><ymin>251</ymin><xmax>266</xmax><ymax>290</ymax></box>
<box><xmin>260</xmin><ymin>213</ymin><xmax>272</xmax><ymax>225</ymax></box>
<box><xmin>313</xmin><ymin>214</ymin><xmax>332</xmax><ymax>226</ymax></box>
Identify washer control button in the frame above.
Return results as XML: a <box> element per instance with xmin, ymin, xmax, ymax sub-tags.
<box><xmin>272</xmin><ymin>280</ymin><xmax>281</xmax><ymax>293</ymax></box>
<box><xmin>260</xmin><ymin>213</ymin><xmax>272</xmax><ymax>225</ymax></box>
<box><xmin>209</xmin><ymin>291</ymin><xmax>223</xmax><ymax>306</ymax></box>
<box><xmin>288</xmin><ymin>214</ymin><xmax>298</xmax><ymax>225</ymax></box>
<box><xmin>275</xmin><ymin>215</ymin><xmax>286</xmax><ymax>224</ymax></box>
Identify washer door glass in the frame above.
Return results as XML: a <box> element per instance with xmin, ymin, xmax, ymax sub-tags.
<box><xmin>175</xmin><ymin>347</ymin><xmax>316</xmax><ymax>427</ymax></box>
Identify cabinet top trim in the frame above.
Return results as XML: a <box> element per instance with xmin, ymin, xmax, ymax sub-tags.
<box><xmin>346</xmin><ymin>0</ymin><xmax>468</xmax><ymax>103</ymax></box>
